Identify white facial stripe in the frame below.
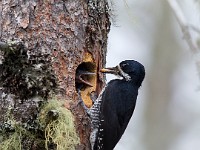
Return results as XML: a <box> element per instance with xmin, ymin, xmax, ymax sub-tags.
<box><xmin>117</xmin><ymin>65</ymin><xmax>131</xmax><ymax>81</ymax></box>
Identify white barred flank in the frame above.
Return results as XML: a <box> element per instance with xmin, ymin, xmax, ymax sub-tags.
<box><xmin>88</xmin><ymin>86</ymin><xmax>106</xmax><ymax>150</ymax></box>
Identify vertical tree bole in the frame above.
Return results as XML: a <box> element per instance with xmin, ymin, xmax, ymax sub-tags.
<box><xmin>0</xmin><ymin>0</ymin><xmax>110</xmax><ymax>149</ymax></box>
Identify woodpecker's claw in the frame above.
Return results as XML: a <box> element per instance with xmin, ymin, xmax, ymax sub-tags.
<box><xmin>90</xmin><ymin>91</ymin><xmax>98</xmax><ymax>103</ymax></box>
<box><xmin>75</xmin><ymin>70</ymin><xmax>95</xmax><ymax>87</ymax></box>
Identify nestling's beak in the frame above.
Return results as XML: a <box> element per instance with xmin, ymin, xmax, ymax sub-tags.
<box><xmin>75</xmin><ymin>70</ymin><xmax>96</xmax><ymax>87</ymax></box>
<box><xmin>100</xmin><ymin>66</ymin><xmax>121</xmax><ymax>76</ymax></box>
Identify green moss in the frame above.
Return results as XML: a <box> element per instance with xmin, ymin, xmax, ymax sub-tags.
<box><xmin>0</xmin><ymin>121</ymin><xmax>26</xmax><ymax>150</ymax></box>
<box><xmin>39</xmin><ymin>98</ymin><xmax>80</xmax><ymax>150</ymax></box>
<box><xmin>0</xmin><ymin>119</ymin><xmax>43</xmax><ymax>150</ymax></box>
<box><xmin>0</xmin><ymin>131</ymin><xmax>22</xmax><ymax>150</ymax></box>
<box><xmin>0</xmin><ymin>40</ymin><xmax>57</xmax><ymax>100</ymax></box>
<box><xmin>0</xmin><ymin>97</ymin><xmax>79</xmax><ymax>150</ymax></box>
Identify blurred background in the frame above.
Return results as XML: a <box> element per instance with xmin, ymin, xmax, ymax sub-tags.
<box><xmin>106</xmin><ymin>0</ymin><xmax>200</xmax><ymax>150</ymax></box>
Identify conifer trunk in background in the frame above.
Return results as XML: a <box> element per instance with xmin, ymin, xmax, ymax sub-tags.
<box><xmin>0</xmin><ymin>0</ymin><xmax>110</xmax><ymax>149</ymax></box>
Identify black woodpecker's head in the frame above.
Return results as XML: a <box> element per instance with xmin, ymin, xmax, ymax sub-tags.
<box><xmin>100</xmin><ymin>60</ymin><xmax>145</xmax><ymax>87</ymax></box>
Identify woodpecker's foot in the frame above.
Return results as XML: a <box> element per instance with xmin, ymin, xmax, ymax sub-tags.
<box><xmin>90</xmin><ymin>91</ymin><xmax>98</xmax><ymax>103</ymax></box>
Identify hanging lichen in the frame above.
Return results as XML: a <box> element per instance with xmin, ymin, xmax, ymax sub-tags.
<box><xmin>0</xmin><ymin>128</ymin><xmax>22</xmax><ymax>150</ymax></box>
<box><xmin>39</xmin><ymin>98</ymin><xmax>80</xmax><ymax>150</ymax></box>
<box><xmin>0</xmin><ymin>118</ymin><xmax>41</xmax><ymax>150</ymax></box>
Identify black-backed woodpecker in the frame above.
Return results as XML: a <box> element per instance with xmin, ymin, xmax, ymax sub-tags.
<box><xmin>81</xmin><ymin>60</ymin><xmax>145</xmax><ymax>150</ymax></box>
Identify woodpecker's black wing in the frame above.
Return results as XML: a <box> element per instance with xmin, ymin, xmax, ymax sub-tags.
<box><xmin>94</xmin><ymin>79</ymin><xmax>139</xmax><ymax>150</ymax></box>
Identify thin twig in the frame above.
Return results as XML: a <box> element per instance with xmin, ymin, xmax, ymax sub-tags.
<box><xmin>167</xmin><ymin>0</ymin><xmax>199</xmax><ymax>54</ymax></box>
<box><xmin>168</xmin><ymin>0</ymin><xmax>200</xmax><ymax>79</ymax></box>
<box><xmin>189</xmin><ymin>24</ymin><xmax>200</xmax><ymax>34</ymax></box>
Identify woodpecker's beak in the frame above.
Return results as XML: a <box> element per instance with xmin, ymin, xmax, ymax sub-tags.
<box><xmin>100</xmin><ymin>66</ymin><xmax>121</xmax><ymax>76</ymax></box>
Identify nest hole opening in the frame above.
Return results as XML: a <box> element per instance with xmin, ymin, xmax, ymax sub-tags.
<box><xmin>75</xmin><ymin>62</ymin><xmax>96</xmax><ymax>92</ymax></box>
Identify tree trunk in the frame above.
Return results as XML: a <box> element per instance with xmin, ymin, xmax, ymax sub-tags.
<box><xmin>0</xmin><ymin>0</ymin><xmax>110</xmax><ymax>150</ymax></box>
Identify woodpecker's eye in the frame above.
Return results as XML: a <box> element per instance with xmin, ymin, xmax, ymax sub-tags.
<box><xmin>120</xmin><ymin>63</ymin><xmax>128</xmax><ymax>69</ymax></box>
<box><xmin>131</xmin><ymin>69</ymin><xmax>136</xmax><ymax>74</ymax></box>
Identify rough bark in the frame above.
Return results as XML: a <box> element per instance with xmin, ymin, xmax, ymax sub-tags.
<box><xmin>0</xmin><ymin>0</ymin><xmax>110</xmax><ymax>149</ymax></box>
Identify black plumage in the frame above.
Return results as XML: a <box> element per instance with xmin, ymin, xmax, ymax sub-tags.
<box><xmin>94</xmin><ymin>80</ymin><xmax>140</xmax><ymax>150</ymax></box>
<box><xmin>83</xmin><ymin>60</ymin><xmax>145</xmax><ymax>150</ymax></box>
